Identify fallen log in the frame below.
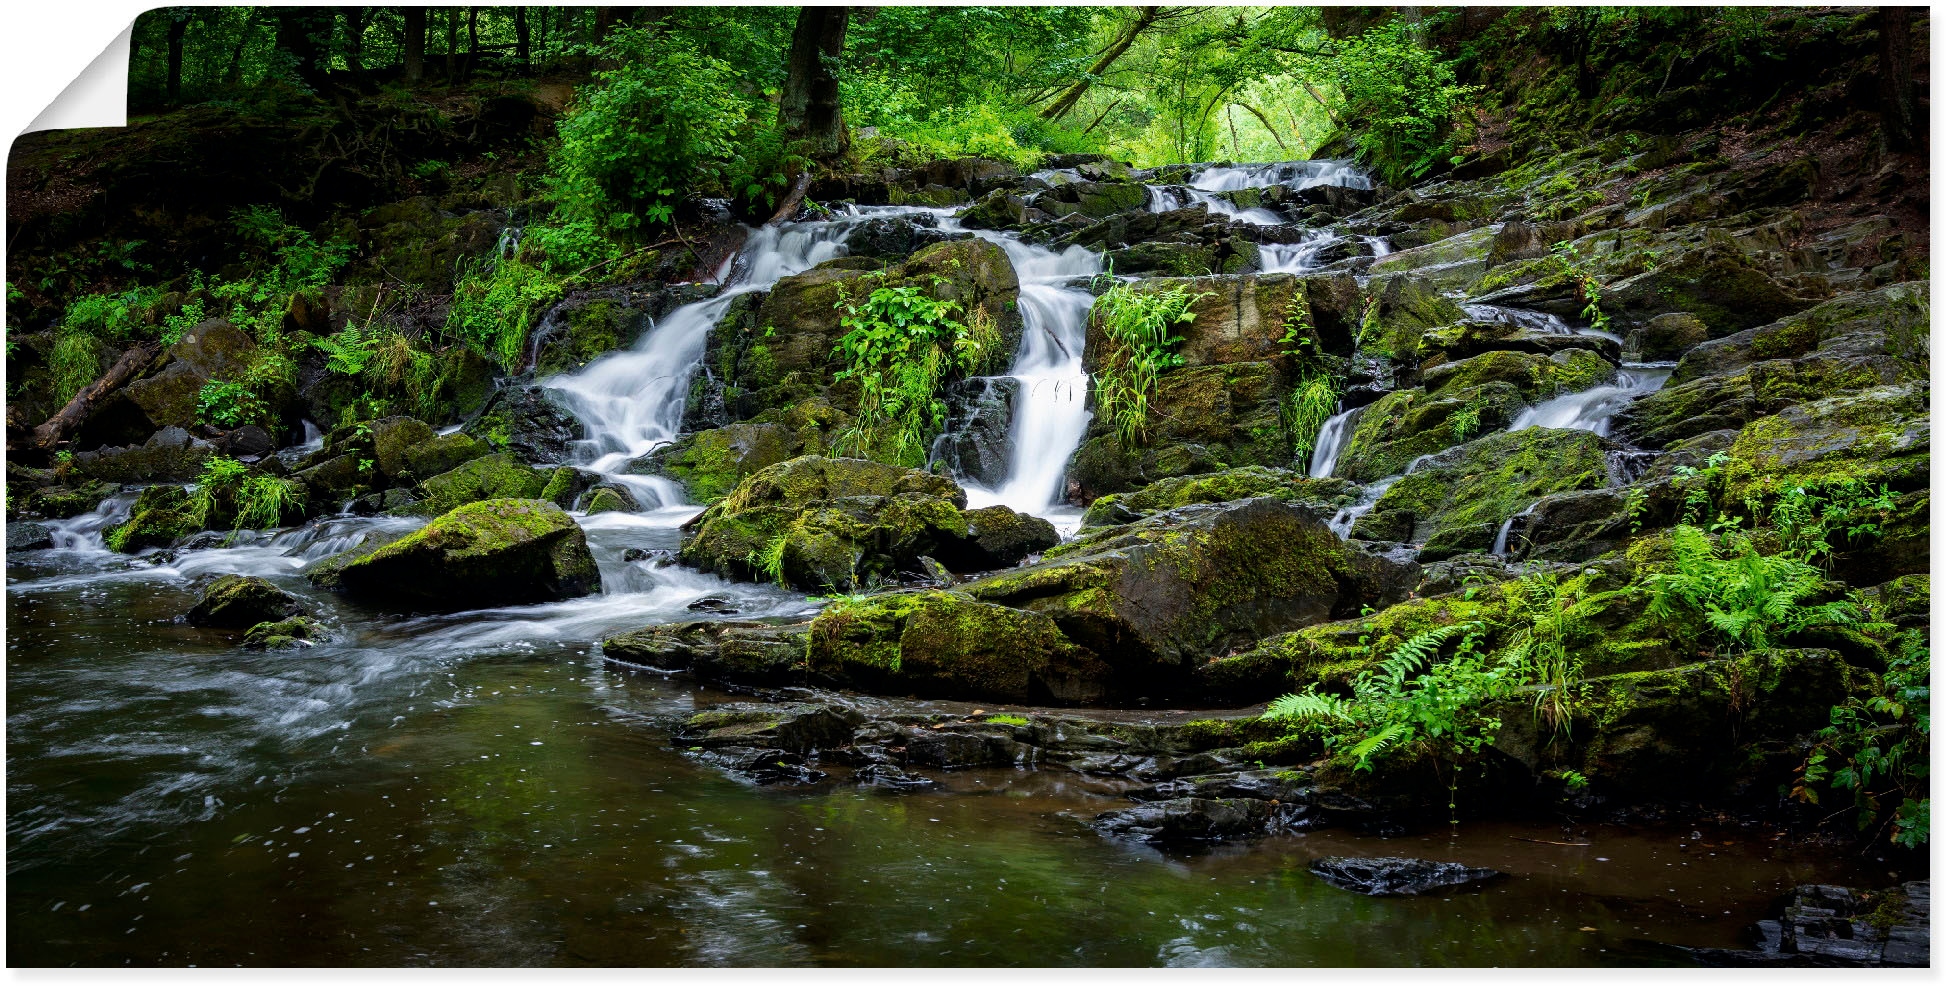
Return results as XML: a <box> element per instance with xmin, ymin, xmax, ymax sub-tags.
<box><xmin>29</xmin><ymin>340</ymin><xmax>161</xmax><ymax>451</ymax></box>
<box><xmin>764</xmin><ymin>171</ymin><xmax>813</xmax><ymax>226</ymax></box>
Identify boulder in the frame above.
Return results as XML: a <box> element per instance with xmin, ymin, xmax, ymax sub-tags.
<box><xmin>1091</xmin><ymin>797</ymin><xmax>1284</xmax><ymax>843</ymax></box>
<box><xmin>242</xmin><ymin>616</ymin><xmax>329</xmax><ymax>650</ymax></box>
<box><xmin>396</xmin><ymin>431</ymin><xmax>490</xmax><ymax>479</ymax></box>
<box><xmin>14</xmin><ymin>478</ymin><xmax>118</xmax><ymax>519</ymax></box>
<box><xmin>582</xmin><ymin>483</ymin><xmax>640</xmax><ymax>514</ymax></box>
<box><xmin>370</xmin><ymin>416</ymin><xmax>436</xmax><ymax>480</ymax></box>
<box><xmin>842</xmin><ymin>214</ymin><xmax>969</xmax><ymax>260</ymax></box>
<box><xmin>1353</xmin><ymin>428</ymin><xmax>1618</xmax><ymax>557</ymax></box>
<box><xmin>963</xmin><ymin>498</ymin><xmax>1419</xmax><ymax>696</ymax></box>
<box><xmin>1309</xmin><ymin>857</ymin><xmax>1502</xmax><ymax>896</ymax></box>
<box><xmin>806</xmin><ymin>590</ymin><xmax>1111</xmax><ymax>703</ymax></box>
<box><xmin>411</xmin><ymin>452</ymin><xmax>551</xmax><ymax>516</ymax></box>
<box><xmin>1068</xmin><ymin>361</ymin><xmax>1293</xmax><ymax>500</ymax></box>
<box><xmin>938</xmin><ymin>506</ymin><xmax>1059</xmax><ymax>570</ymax></box>
<box><xmin>463</xmin><ymin>386</ymin><xmax>585</xmax><ymax>465</ymax></box>
<box><xmin>930</xmin><ymin>377</ymin><xmax>1017</xmax><ymax>489</ymax></box>
<box><xmin>643</xmin><ymin>405</ymin><xmax>842</xmax><ymax>505</ymax></box>
<box><xmin>333</xmin><ymin>498</ymin><xmax>601</xmax><ymax>610</ymax></box>
<box><xmin>118</xmin><ymin>318</ymin><xmax>258</xmax><ymax>430</ymax></box>
<box><xmin>103</xmin><ymin>484</ymin><xmax>202</xmax><ymax>552</ymax></box>
<box><xmin>1080</xmin><ymin>467</ymin><xmax>1360</xmax><ymax>529</ymax></box>
<box><xmin>186</xmin><ymin>575</ymin><xmax>305</xmax><ymax>628</ymax></box>
<box><xmin>602</xmin><ymin>620</ymin><xmax>808</xmax><ymax>686</ymax></box>
<box><xmin>74</xmin><ymin>426</ymin><xmax>216</xmax><ymax>484</ymax></box>
<box><xmin>672</xmin><ymin>702</ymin><xmax>863</xmax><ymax>753</ymax></box>
<box><xmin>1082</xmin><ymin>272</ymin><xmax>1363</xmax><ymax>368</ymax></box>
<box><xmin>6</xmin><ymin>521</ymin><xmax>56</xmax><ymax>551</ymax></box>
<box><xmin>1331</xmin><ymin>382</ymin><xmax>1529</xmax><ymax>483</ymax></box>
<box><xmin>1605</xmin><ymin>240</ymin><xmax>1815</xmax><ymax>336</ymax></box>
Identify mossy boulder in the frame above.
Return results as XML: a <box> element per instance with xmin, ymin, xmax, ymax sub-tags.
<box><xmin>1068</xmin><ymin>361</ymin><xmax>1293</xmax><ymax>500</ymax></box>
<box><xmin>601</xmin><ymin>620</ymin><xmax>809</xmax><ymax>687</ymax></box>
<box><xmin>6</xmin><ymin>522</ymin><xmax>56</xmax><ymax>551</ymax></box>
<box><xmin>939</xmin><ymin>506</ymin><xmax>1060</xmax><ymax>570</ymax></box>
<box><xmin>643</xmin><ymin>407</ymin><xmax>841</xmax><ymax>506</ymax></box>
<box><xmin>1604</xmin><ymin>241</ymin><xmax>1815</xmax><ymax>337</ymax></box>
<box><xmin>1368</xmin><ymin>225</ymin><xmax>1497</xmax><ymax>293</ymax></box>
<box><xmin>1080</xmin><ymin>466</ymin><xmax>1360</xmax><ymax>529</ymax></box>
<box><xmin>1365</xmin><ymin>274</ymin><xmax>1469</xmax><ymax>363</ymax></box>
<box><xmin>962</xmin><ymin>498</ymin><xmax>1419</xmax><ymax>697</ymax></box>
<box><xmin>411</xmin><ymin>452</ymin><xmax>552</xmax><ymax>516</ymax></box>
<box><xmin>1572</xmin><ymin>649</ymin><xmax>1865</xmax><ymax>800</ymax></box>
<box><xmin>370</xmin><ymin>416</ymin><xmax>436</xmax><ymax>481</ymax></box>
<box><xmin>73</xmin><ymin>426</ymin><xmax>216</xmax><ymax>484</ymax></box>
<box><xmin>806</xmin><ymin>590</ymin><xmax>1112</xmax><ymax>703</ymax></box>
<box><xmin>117</xmin><ymin>318</ymin><xmax>258</xmax><ymax>430</ymax></box>
<box><xmin>1419</xmin><ymin>318</ymin><xmax>1624</xmax><ymax>366</ymax></box>
<box><xmin>1032</xmin><ymin>180</ymin><xmax>1149</xmax><ymax>219</ymax></box>
<box><xmin>302</xmin><ymin>528</ymin><xmax>409</xmax><ymax>590</ymax></box>
<box><xmin>242</xmin><ymin>616</ymin><xmax>329</xmax><ymax>650</ymax></box>
<box><xmin>1354</xmin><ymin>428</ymin><xmax>1617</xmax><ymax>558</ymax></box>
<box><xmin>334</xmin><ymin>498</ymin><xmax>601</xmax><ymax>610</ymax></box>
<box><xmin>582</xmin><ymin>483</ymin><xmax>640</xmax><ymax>515</ymax></box>
<box><xmin>1716</xmin><ymin>383</ymin><xmax>1930</xmax><ymax>506</ymax></box>
<box><xmin>185</xmin><ymin>574</ymin><xmax>305</xmax><ymax>628</ymax></box>
<box><xmin>1331</xmin><ymin>382</ymin><xmax>1528</xmax><ymax>483</ymax></box>
<box><xmin>1082</xmin><ymin>273</ymin><xmax>1361</xmax><ymax>369</ymax></box>
<box><xmin>1421</xmin><ymin>347</ymin><xmax>1615</xmax><ymax>402</ymax></box>
<box><xmin>103</xmin><ymin>484</ymin><xmax>202</xmax><ymax>552</ymax></box>
<box><xmin>462</xmin><ymin>386</ymin><xmax>585</xmax><ymax>465</ymax></box>
<box><xmin>396</xmin><ymin>431</ymin><xmax>490</xmax><ymax>479</ymax></box>
<box><xmin>681</xmin><ymin>456</ymin><xmax>1043</xmax><ymax>591</ymax></box>
<box><xmin>1668</xmin><ymin>281</ymin><xmax>1928</xmax><ymax>387</ymax></box>
<box><xmin>15</xmin><ymin>478</ymin><xmax>119</xmax><ymax>519</ymax></box>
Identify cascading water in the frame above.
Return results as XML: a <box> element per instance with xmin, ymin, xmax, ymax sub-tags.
<box><xmin>1191</xmin><ymin>159</ymin><xmax>1373</xmax><ymax>192</ymax></box>
<box><xmin>1507</xmin><ymin>364</ymin><xmax>1673</xmax><ymax>436</ymax></box>
<box><xmin>1260</xmin><ymin>230</ymin><xmax>1345</xmax><ymax>274</ymax></box>
<box><xmin>949</xmin><ymin>228</ymin><xmax>1103</xmax><ymax>530</ymax></box>
<box><xmin>1308</xmin><ymin>405</ymin><xmax>1363</xmax><ymax>479</ymax></box>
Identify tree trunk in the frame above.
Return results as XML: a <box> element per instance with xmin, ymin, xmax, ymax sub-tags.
<box><xmin>778</xmin><ymin>6</ymin><xmax>850</xmax><ymax>161</ymax></box>
<box><xmin>403</xmin><ymin>7</ymin><xmax>425</xmax><ymax>81</ymax></box>
<box><xmin>31</xmin><ymin>343</ymin><xmax>162</xmax><ymax>452</ymax></box>
<box><xmin>1879</xmin><ymin>5</ymin><xmax>1918</xmax><ymax>151</ymax></box>
<box><xmin>464</xmin><ymin>8</ymin><xmax>479</xmax><ymax>80</ymax></box>
<box><xmin>1040</xmin><ymin>6</ymin><xmax>1161</xmax><ymax>122</ymax></box>
<box><xmin>274</xmin><ymin>9</ymin><xmax>331</xmax><ymax>90</ymax></box>
<box><xmin>515</xmin><ymin>7</ymin><xmax>531</xmax><ymax>68</ymax></box>
<box><xmin>342</xmin><ymin>7</ymin><xmax>365</xmax><ymax>75</ymax></box>
<box><xmin>223</xmin><ymin>12</ymin><xmax>253</xmax><ymax>86</ymax></box>
<box><xmin>166</xmin><ymin>15</ymin><xmax>186</xmax><ymax>105</ymax></box>
<box><xmin>444</xmin><ymin>8</ymin><xmax>458</xmax><ymax>80</ymax></box>
<box><xmin>594</xmin><ymin>7</ymin><xmax>629</xmax><ymax>42</ymax></box>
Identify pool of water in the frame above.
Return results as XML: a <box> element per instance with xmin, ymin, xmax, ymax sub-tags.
<box><xmin>6</xmin><ymin>516</ymin><xmax>1869</xmax><ymax>967</ymax></box>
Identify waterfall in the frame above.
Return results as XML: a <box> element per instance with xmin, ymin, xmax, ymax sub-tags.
<box><xmin>948</xmin><ymin>228</ymin><xmax>1103</xmax><ymax>525</ymax></box>
<box><xmin>1329</xmin><ymin>475</ymin><xmax>1397</xmax><ymax>539</ymax></box>
<box><xmin>1260</xmin><ymin>230</ymin><xmax>1343</xmax><ymax>274</ymax></box>
<box><xmin>1492</xmin><ymin>503</ymin><xmax>1538</xmax><ymax>557</ymax></box>
<box><xmin>543</xmin><ymin>208</ymin><xmax>949</xmax><ymax>514</ymax></box>
<box><xmin>1507</xmin><ymin>364</ymin><xmax>1673</xmax><ymax>436</ymax></box>
<box><xmin>1308</xmin><ymin>405</ymin><xmax>1363</xmax><ymax>479</ymax></box>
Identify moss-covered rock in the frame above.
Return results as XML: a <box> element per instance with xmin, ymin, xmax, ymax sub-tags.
<box><xmin>1356</xmin><ymin>427</ymin><xmax>1617</xmax><ymax>557</ymax></box>
<box><xmin>242</xmin><ymin>616</ymin><xmax>329</xmax><ymax>650</ymax></box>
<box><xmin>410</xmin><ymin>452</ymin><xmax>551</xmax><ymax>516</ymax></box>
<box><xmin>1715</xmin><ymin>383</ymin><xmax>1930</xmax><ymax>506</ymax></box>
<box><xmin>1604</xmin><ymin>240</ymin><xmax>1815</xmax><ymax>337</ymax></box>
<box><xmin>963</xmin><ymin>498</ymin><xmax>1419</xmax><ymax>697</ymax></box>
<box><xmin>462</xmin><ymin>386</ymin><xmax>584</xmax><ymax>465</ymax></box>
<box><xmin>1668</xmin><ymin>281</ymin><xmax>1928</xmax><ymax>386</ymax></box>
<box><xmin>601</xmin><ymin>619</ymin><xmax>809</xmax><ymax>686</ymax></box>
<box><xmin>940</xmin><ymin>506</ymin><xmax>1060</xmax><ymax>569</ymax></box>
<box><xmin>582</xmin><ymin>483</ymin><xmax>640</xmax><ymax>515</ymax></box>
<box><xmin>334</xmin><ymin>498</ymin><xmax>601</xmax><ymax>610</ymax></box>
<box><xmin>117</xmin><ymin>318</ymin><xmax>258</xmax><ymax>430</ymax></box>
<box><xmin>806</xmin><ymin>590</ymin><xmax>1112</xmax><ymax>703</ymax></box>
<box><xmin>15</xmin><ymin>478</ymin><xmax>119</xmax><ymax>519</ymax></box>
<box><xmin>1331</xmin><ymin>383</ymin><xmax>1528</xmax><ymax>483</ymax></box>
<box><xmin>1082</xmin><ymin>273</ymin><xmax>1361</xmax><ymax>370</ymax></box>
<box><xmin>370</xmin><ymin>416</ymin><xmax>435</xmax><ymax>481</ymax></box>
<box><xmin>1079</xmin><ymin>466</ymin><xmax>1361</xmax><ymax>528</ymax></box>
<box><xmin>73</xmin><ymin>426</ymin><xmax>216</xmax><ymax>484</ymax></box>
<box><xmin>1032</xmin><ymin>180</ymin><xmax>1148</xmax><ymax>219</ymax></box>
<box><xmin>1368</xmin><ymin>225</ymin><xmax>1497</xmax><ymax>293</ymax></box>
<box><xmin>1068</xmin><ymin>361</ymin><xmax>1294</xmax><ymax>500</ymax></box>
<box><xmin>1422</xmin><ymin>347</ymin><xmax>1615</xmax><ymax>402</ymax></box>
<box><xmin>1365</xmin><ymin>274</ymin><xmax>1469</xmax><ymax>363</ymax></box>
<box><xmin>396</xmin><ymin>431</ymin><xmax>490</xmax><ymax>480</ymax></box>
<box><xmin>302</xmin><ymin>528</ymin><xmax>409</xmax><ymax>590</ymax></box>
<box><xmin>185</xmin><ymin>574</ymin><xmax>305</xmax><ymax>628</ymax></box>
<box><xmin>103</xmin><ymin>484</ymin><xmax>201</xmax><ymax>552</ymax></box>
<box><xmin>644</xmin><ymin>413</ymin><xmax>830</xmax><ymax>506</ymax></box>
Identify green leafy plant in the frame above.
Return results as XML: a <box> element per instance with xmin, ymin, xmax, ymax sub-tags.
<box><xmin>159</xmin><ymin>300</ymin><xmax>208</xmax><ymax>347</ymax></box>
<box><xmin>1644</xmin><ymin>524</ymin><xmax>1862</xmax><ymax>654</ymax></box>
<box><xmin>1499</xmin><ymin>571</ymin><xmax>1595</xmax><ymax>738</ymax></box>
<box><xmin>196</xmin><ymin>379</ymin><xmax>270</xmax><ymax>429</ymax></box>
<box><xmin>755</xmin><ymin>533</ymin><xmax>790</xmax><ymax>587</ymax></box>
<box><xmin>1285</xmin><ymin>373</ymin><xmax>1338</xmax><ymax>467</ymax></box>
<box><xmin>1327</xmin><ymin>17</ymin><xmax>1479</xmax><ymax>184</ymax></box>
<box><xmin>829</xmin><ymin>276</ymin><xmax>998</xmax><ymax>466</ymax></box>
<box><xmin>1092</xmin><ymin>282</ymin><xmax>1205</xmax><ymax>447</ymax></box>
<box><xmin>1448</xmin><ymin>394</ymin><xmax>1488</xmax><ymax>442</ymax></box>
<box><xmin>446</xmin><ymin>258</ymin><xmax>564</xmax><ymax>371</ymax></box>
<box><xmin>190</xmin><ymin>456</ymin><xmax>306</xmax><ymax>533</ymax></box>
<box><xmin>1552</xmin><ymin>240</ymin><xmax>1610</xmax><ymax>334</ymax></box>
<box><xmin>1797</xmin><ymin>632</ymin><xmax>1930</xmax><ymax>848</ymax></box>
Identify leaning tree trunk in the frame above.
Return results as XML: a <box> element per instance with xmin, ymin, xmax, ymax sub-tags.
<box><xmin>1879</xmin><ymin>5</ymin><xmax>1918</xmax><ymax>151</ymax></box>
<box><xmin>778</xmin><ymin>6</ymin><xmax>850</xmax><ymax>161</ymax></box>
<box><xmin>403</xmin><ymin>7</ymin><xmax>425</xmax><ymax>82</ymax></box>
<box><xmin>514</xmin><ymin>7</ymin><xmax>530</xmax><ymax>68</ymax></box>
<box><xmin>30</xmin><ymin>342</ymin><xmax>161</xmax><ymax>452</ymax></box>
<box><xmin>1039</xmin><ymin>6</ymin><xmax>1161</xmax><ymax>122</ymax></box>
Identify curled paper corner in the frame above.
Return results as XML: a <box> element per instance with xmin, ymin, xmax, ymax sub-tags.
<box><xmin>23</xmin><ymin>22</ymin><xmax>132</xmax><ymax>136</ymax></box>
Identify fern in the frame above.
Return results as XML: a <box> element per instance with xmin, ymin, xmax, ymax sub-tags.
<box><xmin>1647</xmin><ymin>525</ymin><xmax>1861</xmax><ymax>653</ymax></box>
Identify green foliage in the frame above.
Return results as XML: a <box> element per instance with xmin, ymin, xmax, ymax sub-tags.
<box><xmin>1551</xmin><ymin>241</ymin><xmax>1610</xmax><ymax>333</ymax></box>
<box><xmin>446</xmin><ymin>258</ymin><xmax>564</xmax><ymax>371</ymax></box>
<box><xmin>1644</xmin><ymin>525</ymin><xmax>1862</xmax><ymax>654</ymax></box>
<box><xmin>1265</xmin><ymin>622</ymin><xmax>1511</xmax><ymax>785</ymax></box>
<box><xmin>1327</xmin><ymin>18</ymin><xmax>1478</xmax><ymax>185</ymax></box>
<box><xmin>1285</xmin><ymin>373</ymin><xmax>1338</xmax><ymax>467</ymax></box>
<box><xmin>1760</xmin><ymin>478</ymin><xmax>1898</xmax><ymax>570</ymax></box>
<box><xmin>196</xmin><ymin>380</ymin><xmax>270</xmax><ymax>429</ymax></box>
<box><xmin>1447</xmin><ymin>394</ymin><xmax>1487</xmax><ymax>442</ymax></box>
<box><xmin>1091</xmin><ymin>282</ymin><xmax>1204</xmax><ymax>448</ymax></box>
<box><xmin>314</xmin><ymin>322</ymin><xmax>380</xmax><ymax>377</ymax></box>
<box><xmin>189</xmin><ymin>455</ymin><xmax>307</xmax><ymax>533</ymax></box>
<box><xmin>1799</xmin><ymin>632</ymin><xmax>1930</xmax><ymax>848</ymax></box>
<box><xmin>755</xmin><ymin>534</ymin><xmax>790</xmax><ymax>587</ymax></box>
<box><xmin>160</xmin><ymin>300</ymin><xmax>209</xmax><ymax>347</ymax></box>
<box><xmin>829</xmin><ymin>276</ymin><xmax>999</xmax><ymax>467</ymax></box>
<box><xmin>206</xmin><ymin>206</ymin><xmax>353</xmax><ymax>343</ymax></box>
<box><xmin>1498</xmin><ymin>571</ymin><xmax>1595</xmax><ymax>738</ymax></box>
<box><xmin>551</xmin><ymin>27</ymin><xmax>753</xmax><ymax>231</ymax></box>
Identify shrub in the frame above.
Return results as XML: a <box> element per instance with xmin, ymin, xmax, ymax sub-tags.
<box><xmin>196</xmin><ymin>379</ymin><xmax>269</xmax><ymax>429</ymax></box>
<box><xmin>1328</xmin><ymin>17</ymin><xmax>1478</xmax><ymax>185</ymax></box>
<box><xmin>1644</xmin><ymin>525</ymin><xmax>1862</xmax><ymax>654</ymax></box>
<box><xmin>1798</xmin><ymin>632</ymin><xmax>1930</xmax><ymax>848</ymax></box>
<box><xmin>1091</xmin><ymin>282</ymin><xmax>1205</xmax><ymax>448</ymax></box>
<box><xmin>446</xmin><ymin>258</ymin><xmax>564</xmax><ymax>371</ymax></box>
<box><xmin>830</xmin><ymin>276</ymin><xmax>1000</xmax><ymax>467</ymax></box>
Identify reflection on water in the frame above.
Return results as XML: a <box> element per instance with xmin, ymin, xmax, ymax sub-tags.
<box><xmin>9</xmin><ymin>515</ymin><xmax>1866</xmax><ymax>967</ymax></box>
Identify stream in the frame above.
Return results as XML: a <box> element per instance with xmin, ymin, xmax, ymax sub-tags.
<box><xmin>7</xmin><ymin>161</ymin><xmax>1858</xmax><ymax>967</ymax></box>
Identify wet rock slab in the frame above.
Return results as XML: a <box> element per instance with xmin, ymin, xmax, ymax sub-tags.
<box><xmin>1308</xmin><ymin>856</ymin><xmax>1503</xmax><ymax>896</ymax></box>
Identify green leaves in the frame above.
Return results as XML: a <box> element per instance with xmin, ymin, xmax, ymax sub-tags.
<box><xmin>829</xmin><ymin>276</ymin><xmax>994</xmax><ymax>467</ymax></box>
<box><xmin>1328</xmin><ymin>18</ymin><xmax>1478</xmax><ymax>186</ymax></box>
<box><xmin>1645</xmin><ymin>524</ymin><xmax>1862</xmax><ymax>654</ymax></box>
<box><xmin>1091</xmin><ymin>282</ymin><xmax>1205</xmax><ymax>449</ymax></box>
<box><xmin>1798</xmin><ymin>633</ymin><xmax>1929</xmax><ymax>847</ymax></box>
<box><xmin>196</xmin><ymin>380</ymin><xmax>270</xmax><ymax>429</ymax></box>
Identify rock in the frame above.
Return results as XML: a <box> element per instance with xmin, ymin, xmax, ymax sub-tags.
<box><xmin>1308</xmin><ymin>857</ymin><xmax>1502</xmax><ymax>896</ymax></box>
<box><xmin>842</xmin><ymin>214</ymin><xmax>969</xmax><ymax>259</ymax></box>
<box><xmin>411</xmin><ymin>452</ymin><xmax>551</xmax><ymax>516</ymax></box>
<box><xmin>186</xmin><ymin>575</ymin><xmax>305</xmax><ymax>628</ymax></box>
<box><xmin>1694</xmin><ymin>882</ymin><xmax>1930</xmax><ymax>967</ymax></box>
<box><xmin>333</xmin><ymin>498</ymin><xmax>601</xmax><ymax>610</ymax></box>
<box><xmin>602</xmin><ymin>620</ymin><xmax>807</xmax><ymax>685</ymax></box>
<box><xmin>1068</xmin><ymin>361</ymin><xmax>1294</xmax><ymax>500</ymax></box>
<box><xmin>74</xmin><ymin>426</ymin><xmax>216</xmax><ymax>484</ymax></box>
<box><xmin>396</xmin><ymin>431</ymin><xmax>490</xmax><ymax>480</ymax></box>
<box><xmin>673</xmin><ymin>701</ymin><xmax>863</xmax><ymax>753</ymax></box>
<box><xmin>1330</xmin><ymin>383</ymin><xmax>1528</xmax><ymax>483</ymax></box>
<box><xmin>582</xmin><ymin>483</ymin><xmax>640</xmax><ymax>514</ymax></box>
<box><xmin>15</xmin><ymin>478</ymin><xmax>118</xmax><ymax>519</ymax></box>
<box><xmin>103</xmin><ymin>484</ymin><xmax>202</xmax><ymax>552</ymax></box>
<box><xmin>806</xmin><ymin>590</ymin><xmax>1111</xmax><ymax>703</ymax></box>
<box><xmin>1368</xmin><ymin>225</ymin><xmax>1497</xmax><ymax>293</ymax></box>
<box><xmin>242</xmin><ymin>616</ymin><xmax>329</xmax><ymax>650</ymax></box>
<box><xmin>1604</xmin><ymin>240</ymin><xmax>1814</xmax><ymax>337</ymax></box>
<box><xmin>1080</xmin><ymin>467</ymin><xmax>1360</xmax><ymax>528</ymax></box>
<box><xmin>678</xmin><ymin>455</ymin><xmax>976</xmax><ymax>592</ymax></box>
<box><xmin>1032</xmin><ymin>180</ymin><xmax>1148</xmax><ymax>219</ymax></box>
<box><xmin>117</xmin><ymin>318</ymin><xmax>258</xmax><ymax>430</ymax></box>
<box><xmin>643</xmin><ymin>411</ymin><xmax>836</xmax><ymax>505</ymax></box>
<box><xmin>691</xmin><ymin>747</ymin><xmax>827</xmax><ymax>785</ymax></box>
<box><xmin>1421</xmin><ymin>347</ymin><xmax>1615</xmax><ymax>402</ymax></box>
<box><xmin>964</xmin><ymin>498</ymin><xmax>1418</xmax><ymax>697</ymax></box>
<box><xmin>1091</xmin><ymin>797</ymin><xmax>1284</xmax><ymax>843</ymax></box>
<box><xmin>219</xmin><ymin>424</ymin><xmax>275</xmax><ymax>458</ymax></box>
<box><xmin>1629</xmin><ymin>312</ymin><xmax>1710</xmax><ymax>361</ymax></box>
<box><xmin>1083</xmin><ymin>273</ymin><xmax>1362</xmax><ymax>369</ymax></box>
<box><xmin>463</xmin><ymin>386</ymin><xmax>585</xmax><ymax>465</ymax></box>
<box><xmin>930</xmin><ymin>377</ymin><xmax>1017</xmax><ymax>488</ymax></box>
<box><xmin>7</xmin><ymin>522</ymin><xmax>55</xmax><ymax>551</ymax></box>
<box><xmin>936</xmin><ymin>506</ymin><xmax>1059</xmax><ymax>570</ymax></box>
<box><xmin>369</xmin><ymin>416</ymin><xmax>436</xmax><ymax>480</ymax></box>
<box><xmin>302</xmin><ymin>529</ymin><xmax>408</xmax><ymax>590</ymax></box>
<box><xmin>1354</xmin><ymin>428</ymin><xmax>1618</xmax><ymax>558</ymax></box>
<box><xmin>685</xmin><ymin>594</ymin><xmax>740</xmax><ymax>615</ymax></box>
